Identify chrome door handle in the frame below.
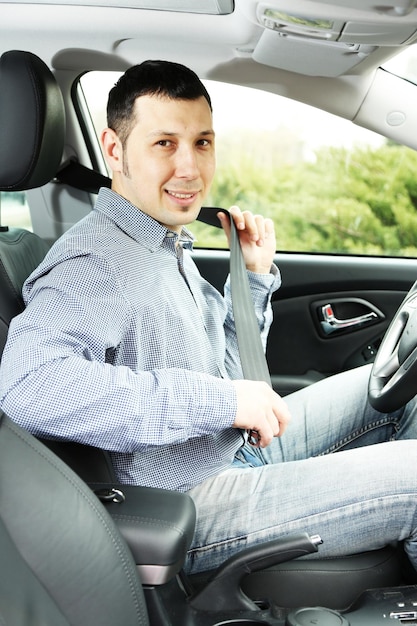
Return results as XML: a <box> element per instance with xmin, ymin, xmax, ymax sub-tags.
<box><xmin>320</xmin><ymin>303</ymin><xmax>378</xmax><ymax>335</ymax></box>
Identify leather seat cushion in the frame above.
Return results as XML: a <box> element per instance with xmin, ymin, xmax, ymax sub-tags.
<box><xmin>241</xmin><ymin>545</ymin><xmax>404</xmax><ymax>610</ymax></box>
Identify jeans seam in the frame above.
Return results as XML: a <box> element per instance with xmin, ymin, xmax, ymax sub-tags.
<box><xmin>317</xmin><ymin>417</ymin><xmax>401</xmax><ymax>456</ymax></box>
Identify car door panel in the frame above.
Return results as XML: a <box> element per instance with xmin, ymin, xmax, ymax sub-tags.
<box><xmin>268</xmin><ymin>289</ymin><xmax>405</xmax><ymax>395</ymax></box>
<box><xmin>194</xmin><ymin>250</ymin><xmax>417</xmax><ymax>395</ymax></box>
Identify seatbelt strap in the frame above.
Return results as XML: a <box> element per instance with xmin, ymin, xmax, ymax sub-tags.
<box><xmin>198</xmin><ymin>207</ymin><xmax>272</xmax><ymax>387</ymax></box>
<box><xmin>56</xmin><ymin>159</ymin><xmax>111</xmax><ymax>194</ymax></box>
<box><xmin>229</xmin><ymin>216</ymin><xmax>272</xmax><ymax>386</ymax></box>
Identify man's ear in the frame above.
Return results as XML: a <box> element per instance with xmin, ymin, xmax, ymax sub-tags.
<box><xmin>101</xmin><ymin>128</ymin><xmax>124</xmax><ymax>173</ymax></box>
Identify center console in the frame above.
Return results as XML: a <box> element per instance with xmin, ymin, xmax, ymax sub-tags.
<box><xmin>285</xmin><ymin>585</ymin><xmax>417</xmax><ymax>625</ymax></box>
<box><xmin>154</xmin><ymin>583</ymin><xmax>417</xmax><ymax>626</ymax></box>
<box><xmin>88</xmin><ymin>478</ymin><xmax>416</xmax><ymax>626</ymax></box>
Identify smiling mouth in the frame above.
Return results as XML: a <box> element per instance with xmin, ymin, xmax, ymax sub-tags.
<box><xmin>166</xmin><ymin>190</ymin><xmax>199</xmax><ymax>200</ymax></box>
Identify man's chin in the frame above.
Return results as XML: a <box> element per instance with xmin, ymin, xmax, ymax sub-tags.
<box><xmin>171</xmin><ymin>203</ymin><xmax>201</xmax><ymax>223</ymax></box>
<box><xmin>158</xmin><ymin>204</ymin><xmax>202</xmax><ymax>232</ymax></box>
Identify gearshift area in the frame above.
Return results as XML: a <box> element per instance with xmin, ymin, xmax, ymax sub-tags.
<box><xmin>286</xmin><ymin>585</ymin><xmax>417</xmax><ymax>626</ymax></box>
<box><xmin>185</xmin><ymin>584</ymin><xmax>417</xmax><ymax>626</ymax></box>
<box><xmin>153</xmin><ymin>531</ymin><xmax>417</xmax><ymax>626</ymax></box>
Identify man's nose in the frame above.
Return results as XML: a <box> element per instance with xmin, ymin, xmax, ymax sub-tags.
<box><xmin>174</xmin><ymin>145</ymin><xmax>199</xmax><ymax>178</ymax></box>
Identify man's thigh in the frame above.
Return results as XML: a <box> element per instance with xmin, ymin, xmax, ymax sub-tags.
<box><xmin>186</xmin><ymin>438</ymin><xmax>417</xmax><ymax>575</ymax></box>
<box><xmin>263</xmin><ymin>363</ymin><xmax>402</xmax><ymax>465</ymax></box>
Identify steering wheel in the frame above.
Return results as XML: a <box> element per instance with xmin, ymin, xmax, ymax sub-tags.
<box><xmin>369</xmin><ymin>279</ymin><xmax>417</xmax><ymax>413</ymax></box>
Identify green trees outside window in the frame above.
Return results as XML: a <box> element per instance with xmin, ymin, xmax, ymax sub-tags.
<box><xmin>192</xmin><ymin>140</ymin><xmax>417</xmax><ymax>257</ymax></box>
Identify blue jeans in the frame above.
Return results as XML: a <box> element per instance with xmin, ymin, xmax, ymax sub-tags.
<box><xmin>186</xmin><ymin>364</ymin><xmax>417</xmax><ymax>574</ymax></box>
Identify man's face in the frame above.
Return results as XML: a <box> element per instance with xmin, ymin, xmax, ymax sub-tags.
<box><xmin>104</xmin><ymin>94</ymin><xmax>216</xmax><ymax>233</ymax></box>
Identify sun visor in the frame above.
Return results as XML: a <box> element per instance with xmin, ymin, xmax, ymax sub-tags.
<box><xmin>252</xmin><ymin>29</ymin><xmax>377</xmax><ymax>77</ymax></box>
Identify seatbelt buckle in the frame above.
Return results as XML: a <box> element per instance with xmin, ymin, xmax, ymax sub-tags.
<box><xmin>247</xmin><ymin>429</ymin><xmax>261</xmax><ymax>447</ymax></box>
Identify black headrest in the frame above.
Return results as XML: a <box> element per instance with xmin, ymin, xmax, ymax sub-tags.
<box><xmin>0</xmin><ymin>50</ymin><xmax>65</xmax><ymax>191</ymax></box>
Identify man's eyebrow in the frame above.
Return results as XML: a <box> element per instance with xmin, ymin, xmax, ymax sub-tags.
<box><xmin>147</xmin><ymin>129</ymin><xmax>215</xmax><ymax>137</ymax></box>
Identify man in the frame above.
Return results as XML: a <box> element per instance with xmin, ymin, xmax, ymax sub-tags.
<box><xmin>1</xmin><ymin>60</ymin><xmax>417</xmax><ymax>577</ymax></box>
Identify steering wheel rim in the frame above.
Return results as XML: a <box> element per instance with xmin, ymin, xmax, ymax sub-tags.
<box><xmin>368</xmin><ymin>279</ymin><xmax>417</xmax><ymax>413</ymax></box>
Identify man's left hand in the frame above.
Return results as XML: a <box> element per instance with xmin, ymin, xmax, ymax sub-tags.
<box><xmin>217</xmin><ymin>205</ymin><xmax>276</xmax><ymax>274</ymax></box>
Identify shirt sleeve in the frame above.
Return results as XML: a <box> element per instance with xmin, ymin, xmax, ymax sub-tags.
<box><xmin>223</xmin><ymin>264</ymin><xmax>281</xmax><ymax>379</ymax></box>
<box><xmin>0</xmin><ymin>252</ymin><xmax>237</xmax><ymax>453</ymax></box>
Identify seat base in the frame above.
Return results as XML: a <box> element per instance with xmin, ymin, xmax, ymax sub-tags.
<box><xmin>190</xmin><ymin>545</ymin><xmax>406</xmax><ymax>611</ymax></box>
<box><xmin>241</xmin><ymin>545</ymin><xmax>406</xmax><ymax>610</ymax></box>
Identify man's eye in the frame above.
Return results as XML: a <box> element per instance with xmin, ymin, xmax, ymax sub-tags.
<box><xmin>157</xmin><ymin>140</ymin><xmax>171</xmax><ymax>147</ymax></box>
<box><xmin>197</xmin><ymin>139</ymin><xmax>211</xmax><ymax>147</ymax></box>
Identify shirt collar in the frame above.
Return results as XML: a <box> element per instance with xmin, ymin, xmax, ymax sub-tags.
<box><xmin>95</xmin><ymin>187</ymin><xmax>194</xmax><ymax>252</ymax></box>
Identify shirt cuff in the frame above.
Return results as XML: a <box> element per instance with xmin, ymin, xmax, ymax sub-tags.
<box><xmin>247</xmin><ymin>263</ymin><xmax>281</xmax><ymax>301</ymax></box>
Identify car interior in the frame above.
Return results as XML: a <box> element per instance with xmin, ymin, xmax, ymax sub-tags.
<box><xmin>3</xmin><ymin>1</ymin><xmax>417</xmax><ymax>624</ymax></box>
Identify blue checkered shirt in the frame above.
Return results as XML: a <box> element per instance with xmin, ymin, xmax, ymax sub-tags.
<box><xmin>0</xmin><ymin>188</ymin><xmax>280</xmax><ymax>491</ymax></box>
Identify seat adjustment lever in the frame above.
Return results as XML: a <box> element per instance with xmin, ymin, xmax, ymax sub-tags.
<box><xmin>188</xmin><ymin>532</ymin><xmax>322</xmax><ymax>613</ymax></box>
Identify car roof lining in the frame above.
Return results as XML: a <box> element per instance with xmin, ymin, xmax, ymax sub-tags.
<box><xmin>3</xmin><ymin>0</ymin><xmax>234</xmax><ymax>13</ymax></box>
<box><xmin>2</xmin><ymin>0</ymin><xmax>417</xmax><ymax>149</ymax></box>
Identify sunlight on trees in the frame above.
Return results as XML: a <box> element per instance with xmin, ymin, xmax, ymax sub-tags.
<box><xmin>192</xmin><ymin>141</ymin><xmax>417</xmax><ymax>257</ymax></box>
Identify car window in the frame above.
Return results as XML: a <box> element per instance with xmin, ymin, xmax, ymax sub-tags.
<box><xmin>78</xmin><ymin>71</ymin><xmax>417</xmax><ymax>257</ymax></box>
<box><xmin>0</xmin><ymin>191</ymin><xmax>32</xmax><ymax>231</ymax></box>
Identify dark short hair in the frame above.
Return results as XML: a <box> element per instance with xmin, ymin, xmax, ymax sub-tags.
<box><xmin>107</xmin><ymin>60</ymin><xmax>212</xmax><ymax>145</ymax></box>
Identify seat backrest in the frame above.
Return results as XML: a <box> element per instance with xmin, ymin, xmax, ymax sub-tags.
<box><xmin>0</xmin><ymin>50</ymin><xmax>64</xmax><ymax>357</ymax></box>
<box><xmin>0</xmin><ymin>227</ymin><xmax>50</xmax><ymax>354</ymax></box>
<box><xmin>0</xmin><ymin>411</ymin><xmax>149</xmax><ymax>626</ymax></box>
<box><xmin>0</xmin><ymin>50</ymin><xmax>118</xmax><ymax>482</ymax></box>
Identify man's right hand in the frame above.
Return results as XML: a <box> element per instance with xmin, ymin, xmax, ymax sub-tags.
<box><xmin>232</xmin><ymin>380</ymin><xmax>291</xmax><ymax>448</ymax></box>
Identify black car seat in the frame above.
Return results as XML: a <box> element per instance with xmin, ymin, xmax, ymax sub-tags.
<box><xmin>0</xmin><ymin>411</ymin><xmax>149</xmax><ymax>626</ymax></box>
<box><xmin>0</xmin><ymin>50</ymin><xmax>58</xmax><ymax>354</ymax></box>
<box><xmin>0</xmin><ymin>50</ymin><xmax>117</xmax><ymax>480</ymax></box>
<box><xmin>0</xmin><ymin>227</ymin><xmax>49</xmax><ymax>355</ymax></box>
<box><xmin>0</xmin><ymin>49</ymin><xmax>406</xmax><ymax>612</ymax></box>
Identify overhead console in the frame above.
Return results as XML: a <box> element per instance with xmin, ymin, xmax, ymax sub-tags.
<box><xmin>241</xmin><ymin>0</ymin><xmax>417</xmax><ymax>76</ymax></box>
